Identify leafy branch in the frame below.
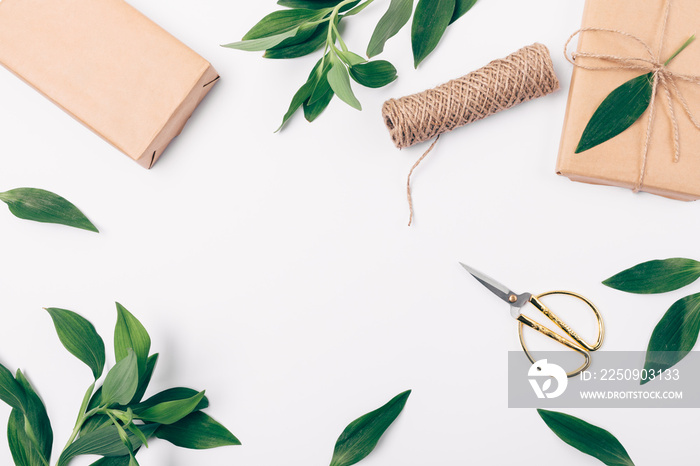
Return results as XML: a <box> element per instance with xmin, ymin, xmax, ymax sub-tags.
<box><xmin>224</xmin><ymin>0</ymin><xmax>477</xmax><ymax>129</ymax></box>
<box><xmin>0</xmin><ymin>304</ymin><xmax>239</xmax><ymax>466</ymax></box>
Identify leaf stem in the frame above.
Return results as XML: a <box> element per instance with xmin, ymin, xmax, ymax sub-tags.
<box><xmin>664</xmin><ymin>34</ymin><xmax>696</xmax><ymax>66</ymax></box>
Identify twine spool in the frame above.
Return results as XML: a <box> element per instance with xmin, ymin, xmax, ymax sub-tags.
<box><xmin>383</xmin><ymin>43</ymin><xmax>560</xmax><ymax>225</ymax></box>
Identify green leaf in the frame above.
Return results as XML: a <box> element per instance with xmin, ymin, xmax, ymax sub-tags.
<box><xmin>8</xmin><ymin>370</ymin><xmax>53</xmax><ymax>466</ymax></box>
<box><xmin>576</xmin><ymin>73</ymin><xmax>653</xmax><ymax>153</ymax></box>
<box><xmin>0</xmin><ymin>363</ymin><xmax>26</xmax><ymax>411</ymax></box>
<box><xmin>0</xmin><ymin>188</ymin><xmax>98</xmax><ymax>232</ymax></box>
<box><xmin>102</xmin><ymin>349</ymin><xmax>139</xmax><ymax>406</ymax></box>
<box><xmin>349</xmin><ymin>61</ymin><xmax>397</xmax><ymax>88</ymax></box>
<box><xmin>603</xmin><ymin>258</ymin><xmax>700</xmax><ymax>294</ymax></box>
<box><xmin>276</xmin><ymin>56</ymin><xmax>326</xmax><ymax>131</ymax></box>
<box><xmin>114</xmin><ymin>303</ymin><xmax>151</xmax><ymax>380</ymax></box>
<box><xmin>327</xmin><ymin>63</ymin><xmax>362</xmax><ymax>110</ymax></box>
<box><xmin>538</xmin><ymin>410</ymin><xmax>634</xmax><ymax>466</ymax></box>
<box><xmin>129</xmin><ymin>353</ymin><xmax>158</xmax><ymax>405</ymax></box>
<box><xmin>329</xmin><ymin>390</ymin><xmax>410</xmax><ymax>466</ymax></box>
<box><xmin>46</xmin><ymin>308</ymin><xmax>106</xmax><ymax>379</ymax></box>
<box><xmin>304</xmin><ymin>88</ymin><xmax>334</xmax><ymax>122</ymax></box>
<box><xmin>242</xmin><ymin>9</ymin><xmax>325</xmax><ymax>40</ymax></box>
<box><xmin>222</xmin><ymin>29</ymin><xmax>301</xmax><ymax>52</ymax></box>
<box><xmin>89</xmin><ymin>456</ymin><xmax>132</xmax><ymax>466</ymax></box>
<box><xmin>367</xmin><ymin>0</ymin><xmax>413</xmax><ymax>58</ymax></box>
<box><xmin>132</xmin><ymin>387</ymin><xmax>209</xmax><ymax>414</ymax></box>
<box><xmin>450</xmin><ymin>0</ymin><xmax>477</xmax><ymax>24</ymax></box>
<box><xmin>411</xmin><ymin>0</ymin><xmax>456</xmax><ymax>67</ymax></box>
<box><xmin>338</xmin><ymin>51</ymin><xmax>367</xmax><ymax>66</ymax></box>
<box><xmin>135</xmin><ymin>391</ymin><xmax>206</xmax><ymax>425</ymax></box>
<box><xmin>641</xmin><ymin>292</ymin><xmax>700</xmax><ymax>383</ymax></box>
<box><xmin>265</xmin><ymin>22</ymin><xmax>329</xmax><ymax>59</ymax></box>
<box><xmin>57</xmin><ymin>424</ymin><xmax>158</xmax><ymax>466</ymax></box>
<box><xmin>155</xmin><ymin>411</ymin><xmax>241</xmax><ymax>449</ymax></box>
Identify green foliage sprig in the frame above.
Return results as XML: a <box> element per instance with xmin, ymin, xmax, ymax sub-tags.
<box><xmin>0</xmin><ymin>303</ymin><xmax>239</xmax><ymax>466</ymax></box>
<box><xmin>538</xmin><ymin>409</ymin><xmax>635</xmax><ymax>466</ymax></box>
<box><xmin>604</xmin><ymin>258</ymin><xmax>700</xmax><ymax>383</ymax></box>
<box><xmin>224</xmin><ymin>0</ymin><xmax>477</xmax><ymax>130</ymax></box>
<box><xmin>0</xmin><ymin>188</ymin><xmax>97</xmax><ymax>233</ymax></box>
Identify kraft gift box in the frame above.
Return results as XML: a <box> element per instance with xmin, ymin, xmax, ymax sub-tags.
<box><xmin>0</xmin><ymin>0</ymin><xmax>219</xmax><ymax>168</ymax></box>
<box><xmin>556</xmin><ymin>0</ymin><xmax>700</xmax><ymax>200</ymax></box>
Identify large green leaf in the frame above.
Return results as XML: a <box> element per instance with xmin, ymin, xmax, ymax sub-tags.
<box><xmin>90</xmin><ymin>456</ymin><xmax>132</xmax><ymax>466</ymax></box>
<box><xmin>135</xmin><ymin>391</ymin><xmax>206</xmax><ymax>425</ymax></box>
<box><xmin>155</xmin><ymin>411</ymin><xmax>240</xmax><ymax>449</ymax></box>
<box><xmin>242</xmin><ymin>9</ymin><xmax>325</xmax><ymax>40</ymax></box>
<box><xmin>576</xmin><ymin>73</ymin><xmax>653</xmax><ymax>153</ymax></box>
<box><xmin>0</xmin><ymin>188</ymin><xmax>98</xmax><ymax>232</ymax></box>
<box><xmin>642</xmin><ymin>292</ymin><xmax>700</xmax><ymax>383</ymax></box>
<box><xmin>349</xmin><ymin>61</ymin><xmax>397</xmax><ymax>88</ymax></box>
<box><xmin>57</xmin><ymin>423</ymin><xmax>158</xmax><ymax>466</ymax></box>
<box><xmin>222</xmin><ymin>30</ymin><xmax>301</xmax><ymax>52</ymax></box>
<box><xmin>132</xmin><ymin>387</ymin><xmax>209</xmax><ymax>414</ymax></box>
<box><xmin>603</xmin><ymin>258</ymin><xmax>700</xmax><ymax>294</ymax></box>
<box><xmin>0</xmin><ymin>363</ymin><xmax>26</xmax><ymax>411</ymax></box>
<box><xmin>538</xmin><ymin>410</ymin><xmax>634</xmax><ymax>466</ymax></box>
<box><xmin>101</xmin><ymin>349</ymin><xmax>139</xmax><ymax>406</ymax></box>
<box><xmin>329</xmin><ymin>390</ymin><xmax>411</xmax><ymax>466</ymax></box>
<box><xmin>8</xmin><ymin>410</ymin><xmax>34</xmax><ymax>466</ymax></box>
<box><xmin>114</xmin><ymin>303</ymin><xmax>151</xmax><ymax>379</ymax></box>
<box><xmin>264</xmin><ymin>22</ymin><xmax>329</xmax><ymax>59</ymax></box>
<box><xmin>46</xmin><ymin>308</ymin><xmax>105</xmax><ymax>379</ymax></box>
<box><xmin>129</xmin><ymin>353</ymin><xmax>158</xmax><ymax>405</ymax></box>
<box><xmin>450</xmin><ymin>0</ymin><xmax>477</xmax><ymax>23</ymax></box>
<box><xmin>411</xmin><ymin>0</ymin><xmax>456</xmax><ymax>67</ymax></box>
<box><xmin>327</xmin><ymin>63</ymin><xmax>362</xmax><ymax>110</ymax></box>
<box><xmin>14</xmin><ymin>370</ymin><xmax>53</xmax><ymax>465</ymax></box>
<box><xmin>367</xmin><ymin>0</ymin><xmax>413</xmax><ymax>58</ymax></box>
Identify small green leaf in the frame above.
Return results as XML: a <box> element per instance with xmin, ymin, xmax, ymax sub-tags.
<box><xmin>367</xmin><ymin>0</ymin><xmax>413</xmax><ymax>58</ymax></box>
<box><xmin>114</xmin><ymin>303</ymin><xmax>151</xmax><ymax>379</ymax></box>
<box><xmin>350</xmin><ymin>61</ymin><xmax>397</xmax><ymax>88</ymax></box>
<box><xmin>14</xmin><ymin>370</ymin><xmax>53</xmax><ymax>465</ymax></box>
<box><xmin>57</xmin><ymin>424</ymin><xmax>158</xmax><ymax>466</ymax></box>
<box><xmin>304</xmin><ymin>88</ymin><xmax>334</xmax><ymax>122</ymax></box>
<box><xmin>0</xmin><ymin>188</ymin><xmax>98</xmax><ymax>232</ymax></box>
<box><xmin>222</xmin><ymin>29</ymin><xmax>301</xmax><ymax>52</ymax></box>
<box><xmin>265</xmin><ymin>22</ymin><xmax>329</xmax><ymax>59</ymax></box>
<box><xmin>538</xmin><ymin>410</ymin><xmax>634</xmax><ymax>466</ymax></box>
<box><xmin>277</xmin><ymin>56</ymin><xmax>327</xmax><ymax>131</ymax></box>
<box><xmin>242</xmin><ymin>9</ymin><xmax>325</xmax><ymax>40</ymax></box>
<box><xmin>327</xmin><ymin>63</ymin><xmax>362</xmax><ymax>110</ymax></box>
<box><xmin>576</xmin><ymin>73</ymin><xmax>653</xmax><ymax>153</ymax></box>
<box><xmin>132</xmin><ymin>387</ymin><xmax>209</xmax><ymax>414</ymax></box>
<box><xmin>411</xmin><ymin>0</ymin><xmax>456</xmax><ymax>67</ymax></box>
<box><xmin>603</xmin><ymin>258</ymin><xmax>700</xmax><ymax>294</ymax></box>
<box><xmin>641</xmin><ymin>292</ymin><xmax>700</xmax><ymax>383</ymax></box>
<box><xmin>329</xmin><ymin>390</ymin><xmax>411</xmax><ymax>466</ymax></box>
<box><xmin>102</xmin><ymin>349</ymin><xmax>139</xmax><ymax>406</ymax></box>
<box><xmin>135</xmin><ymin>391</ymin><xmax>206</xmax><ymax>425</ymax></box>
<box><xmin>338</xmin><ymin>51</ymin><xmax>367</xmax><ymax>66</ymax></box>
<box><xmin>155</xmin><ymin>411</ymin><xmax>241</xmax><ymax>449</ymax></box>
<box><xmin>129</xmin><ymin>353</ymin><xmax>158</xmax><ymax>405</ymax></box>
<box><xmin>450</xmin><ymin>0</ymin><xmax>477</xmax><ymax>24</ymax></box>
<box><xmin>46</xmin><ymin>308</ymin><xmax>105</xmax><ymax>379</ymax></box>
<box><xmin>0</xmin><ymin>363</ymin><xmax>26</xmax><ymax>411</ymax></box>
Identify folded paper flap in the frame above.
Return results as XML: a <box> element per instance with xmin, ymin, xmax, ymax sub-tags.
<box><xmin>0</xmin><ymin>0</ymin><xmax>215</xmax><ymax>163</ymax></box>
<box><xmin>557</xmin><ymin>0</ymin><xmax>700</xmax><ymax>199</ymax></box>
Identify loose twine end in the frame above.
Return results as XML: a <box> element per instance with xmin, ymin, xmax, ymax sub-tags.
<box><xmin>407</xmin><ymin>136</ymin><xmax>440</xmax><ymax>226</ymax></box>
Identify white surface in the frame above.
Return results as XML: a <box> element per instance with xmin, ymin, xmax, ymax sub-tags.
<box><xmin>0</xmin><ymin>0</ymin><xmax>697</xmax><ymax>464</ymax></box>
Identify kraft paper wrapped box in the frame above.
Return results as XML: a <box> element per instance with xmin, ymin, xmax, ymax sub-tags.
<box><xmin>0</xmin><ymin>0</ymin><xmax>219</xmax><ymax>168</ymax></box>
<box><xmin>557</xmin><ymin>0</ymin><xmax>700</xmax><ymax>200</ymax></box>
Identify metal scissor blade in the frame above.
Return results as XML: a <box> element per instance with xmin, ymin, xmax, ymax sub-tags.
<box><xmin>460</xmin><ymin>262</ymin><xmax>517</xmax><ymax>305</ymax></box>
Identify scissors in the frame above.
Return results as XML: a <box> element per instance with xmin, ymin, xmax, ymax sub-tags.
<box><xmin>460</xmin><ymin>263</ymin><xmax>604</xmax><ymax>377</ymax></box>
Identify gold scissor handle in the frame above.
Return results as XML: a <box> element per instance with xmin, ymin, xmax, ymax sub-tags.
<box><xmin>517</xmin><ymin>291</ymin><xmax>605</xmax><ymax>378</ymax></box>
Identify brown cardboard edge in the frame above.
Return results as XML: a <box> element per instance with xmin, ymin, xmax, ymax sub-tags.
<box><xmin>557</xmin><ymin>170</ymin><xmax>699</xmax><ymax>201</ymax></box>
<box><xmin>136</xmin><ymin>63</ymin><xmax>219</xmax><ymax>169</ymax></box>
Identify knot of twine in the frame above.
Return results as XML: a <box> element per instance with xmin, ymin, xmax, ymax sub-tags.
<box><xmin>382</xmin><ymin>43</ymin><xmax>559</xmax><ymax>226</ymax></box>
<box><xmin>565</xmin><ymin>0</ymin><xmax>700</xmax><ymax>192</ymax></box>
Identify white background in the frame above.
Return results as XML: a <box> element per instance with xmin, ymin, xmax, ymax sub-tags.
<box><xmin>0</xmin><ymin>0</ymin><xmax>698</xmax><ymax>464</ymax></box>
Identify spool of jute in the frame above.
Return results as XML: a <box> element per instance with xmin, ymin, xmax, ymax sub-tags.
<box><xmin>382</xmin><ymin>43</ymin><xmax>560</xmax><ymax>225</ymax></box>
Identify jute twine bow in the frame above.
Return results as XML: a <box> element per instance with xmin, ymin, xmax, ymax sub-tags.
<box><xmin>382</xmin><ymin>43</ymin><xmax>559</xmax><ymax>226</ymax></box>
<box><xmin>565</xmin><ymin>0</ymin><xmax>700</xmax><ymax>192</ymax></box>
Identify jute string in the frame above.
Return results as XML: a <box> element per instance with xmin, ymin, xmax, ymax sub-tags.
<box><xmin>382</xmin><ymin>43</ymin><xmax>559</xmax><ymax>226</ymax></box>
<box><xmin>564</xmin><ymin>0</ymin><xmax>700</xmax><ymax>191</ymax></box>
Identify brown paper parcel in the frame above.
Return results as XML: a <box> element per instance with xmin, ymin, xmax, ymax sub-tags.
<box><xmin>0</xmin><ymin>0</ymin><xmax>219</xmax><ymax>169</ymax></box>
<box><xmin>557</xmin><ymin>0</ymin><xmax>700</xmax><ymax>200</ymax></box>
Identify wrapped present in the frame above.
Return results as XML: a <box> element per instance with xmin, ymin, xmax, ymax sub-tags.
<box><xmin>557</xmin><ymin>0</ymin><xmax>700</xmax><ymax>200</ymax></box>
<box><xmin>0</xmin><ymin>0</ymin><xmax>219</xmax><ymax>168</ymax></box>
